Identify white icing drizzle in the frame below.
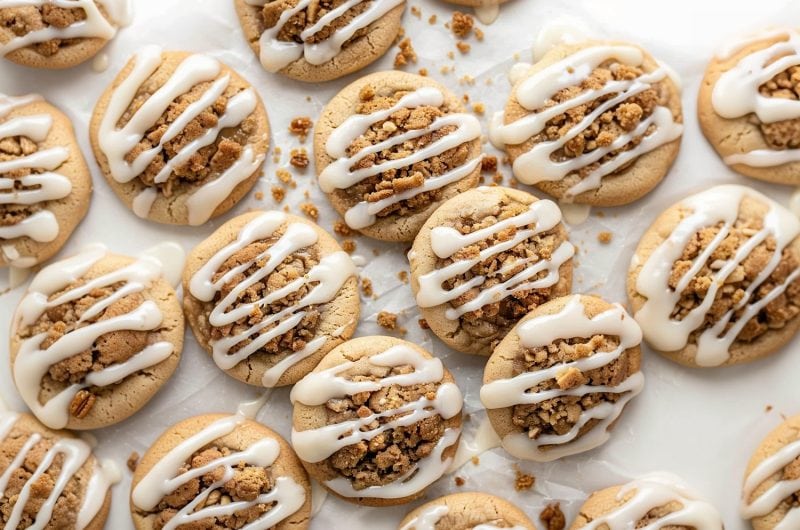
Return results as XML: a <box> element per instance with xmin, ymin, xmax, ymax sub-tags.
<box><xmin>415</xmin><ymin>195</ymin><xmax>575</xmax><ymax>320</ymax></box>
<box><xmin>582</xmin><ymin>473</ymin><xmax>723</xmax><ymax>529</ymax></box>
<box><xmin>132</xmin><ymin>413</ymin><xmax>306</xmax><ymax>530</ymax></box>
<box><xmin>0</xmin><ymin>411</ymin><xmax>119</xmax><ymax>530</ymax></box>
<box><xmin>490</xmin><ymin>44</ymin><xmax>683</xmax><ymax>201</ymax></box>
<box><xmin>12</xmin><ymin>244</ymin><xmax>178</xmax><ymax>429</ymax></box>
<box><xmin>741</xmin><ymin>437</ymin><xmax>800</xmax><ymax>529</ymax></box>
<box><xmin>98</xmin><ymin>45</ymin><xmax>264</xmax><ymax>225</ymax></box>
<box><xmin>712</xmin><ymin>30</ymin><xmax>800</xmax><ymax>168</ymax></box>
<box><xmin>290</xmin><ymin>344</ymin><xmax>463</xmax><ymax>499</ymax></box>
<box><xmin>481</xmin><ymin>296</ymin><xmax>644</xmax><ymax>462</ymax></box>
<box><xmin>318</xmin><ymin>86</ymin><xmax>482</xmax><ymax>230</ymax></box>
<box><xmin>188</xmin><ymin>212</ymin><xmax>356</xmax><ymax>387</ymax></box>
<box><xmin>0</xmin><ymin>0</ymin><xmax>132</xmax><ymax>56</ymax></box>
<box><xmin>0</xmin><ymin>93</ymin><xmax>73</xmax><ymax>264</ymax></box>
<box><xmin>633</xmin><ymin>185</ymin><xmax>800</xmax><ymax>367</ymax></box>
<box><xmin>245</xmin><ymin>0</ymin><xmax>404</xmax><ymax>72</ymax></box>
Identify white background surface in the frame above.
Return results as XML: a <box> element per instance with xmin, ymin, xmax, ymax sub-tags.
<box><xmin>1</xmin><ymin>0</ymin><xmax>799</xmax><ymax>528</ymax></box>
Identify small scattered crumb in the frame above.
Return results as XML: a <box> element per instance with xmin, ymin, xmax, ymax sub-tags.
<box><xmin>254</xmin><ymin>191</ymin><xmax>264</xmax><ymax>201</ymax></box>
<box><xmin>459</xmin><ymin>74</ymin><xmax>476</xmax><ymax>86</ymax></box>
<box><xmin>418</xmin><ymin>318</ymin><xmax>429</xmax><ymax>329</ymax></box>
<box><xmin>475</xmin><ymin>27</ymin><xmax>484</xmax><ymax>41</ymax></box>
<box><xmin>440</xmin><ymin>65</ymin><xmax>454</xmax><ymax>75</ymax></box>
<box><xmin>397</xmin><ymin>270</ymin><xmax>408</xmax><ymax>283</ymax></box>
<box><xmin>491</xmin><ymin>173</ymin><xmax>503</xmax><ymax>185</ymax></box>
<box><xmin>394</xmin><ymin>37</ymin><xmax>417</xmax><ymax>67</ymax></box>
<box><xmin>127</xmin><ymin>451</ymin><xmax>139</xmax><ymax>472</ymax></box>
<box><xmin>333</xmin><ymin>219</ymin><xmax>353</xmax><ymax>236</ymax></box>
<box><xmin>410</xmin><ymin>5</ymin><xmax>421</xmax><ymax>18</ymax></box>
<box><xmin>451</xmin><ymin>11</ymin><xmax>474</xmax><ymax>38</ymax></box>
<box><xmin>428</xmin><ymin>14</ymin><xmax>437</xmax><ymax>24</ymax></box>
<box><xmin>342</xmin><ymin>239</ymin><xmax>356</xmax><ymax>254</ymax></box>
<box><xmin>299</xmin><ymin>202</ymin><xmax>318</xmax><ymax>221</ymax></box>
<box><xmin>372</xmin><ymin>248</ymin><xmax>381</xmax><ymax>256</ymax></box>
<box><xmin>361</xmin><ymin>277</ymin><xmax>373</xmax><ymax>297</ymax></box>
<box><xmin>481</xmin><ymin>155</ymin><xmax>498</xmax><ymax>173</ymax></box>
<box><xmin>418</xmin><ymin>67</ymin><xmax>428</xmax><ymax>77</ymax></box>
<box><xmin>456</xmin><ymin>41</ymin><xmax>471</xmax><ymax>54</ymax></box>
<box><xmin>597</xmin><ymin>231</ymin><xmax>613</xmax><ymax>244</ymax></box>
<box><xmin>276</xmin><ymin>168</ymin><xmax>293</xmax><ymax>184</ymax></box>
<box><xmin>377</xmin><ymin>311</ymin><xmax>398</xmax><ymax>330</ymax></box>
<box><xmin>290</xmin><ymin>148</ymin><xmax>309</xmax><ymax>169</ymax></box>
<box><xmin>289</xmin><ymin>116</ymin><xmax>313</xmax><ymax>142</ymax></box>
<box><xmin>766</xmin><ymin>405</ymin><xmax>774</xmax><ymax>413</ymax></box>
<box><xmin>454</xmin><ymin>476</ymin><xmax>465</xmax><ymax>487</ymax></box>
<box><xmin>595</xmin><ymin>210</ymin><xmax>606</xmax><ymax>218</ymax></box>
<box><xmin>515</xmin><ymin>467</ymin><xmax>535</xmax><ymax>491</ymax></box>
<box><xmin>470</xmin><ymin>456</ymin><xmax>480</xmax><ymax>465</ymax></box>
<box><xmin>472</xmin><ymin>102</ymin><xmax>485</xmax><ymax>115</ymax></box>
<box><xmin>540</xmin><ymin>503</ymin><xmax>566</xmax><ymax>530</ymax></box>
<box><xmin>447</xmin><ymin>51</ymin><xmax>455</xmax><ymax>60</ymax></box>
<box><xmin>272</xmin><ymin>145</ymin><xmax>282</xmax><ymax>164</ymax></box>
<box><xmin>271</xmin><ymin>186</ymin><xmax>285</xmax><ymax>203</ymax></box>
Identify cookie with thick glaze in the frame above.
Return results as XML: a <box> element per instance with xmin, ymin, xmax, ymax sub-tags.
<box><xmin>409</xmin><ymin>186</ymin><xmax>574</xmax><ymax>356</ymax></box>
<box><xmin>698</xmin><ymin>29</ymin><xmax>800</xmax><ymax>185</ymax></box>
<box><xmin>481</xmin><ymin>295</ymin><xmax>643</xmax><ymax>462</ymax></box>
<box><xmin>234</xmin><ymin>0</ymin><xmax>405</xmax><ymax>82</ymax></box>
<box><xmin>627</xmin><ymin>184</ymin><xmax>800</xmax><ymax>368</ymax></box>
<box><xmin>0</xmin><ymin>411</ymin><xmax>116</xmax><ymax>529</ymax></box>
<box><xmin>491</xmin><ymin>40</ymin><xmax>683</xmax><ymax>206</ymax></box>
<box><xmin>314</xmin><ymin>70</ymin><xmax>483</xmax><ymax>242</ymax></box>
<box><xmin>398</xmin><ymin>492</ymin><xmax>536</xmax><ymax>529</ymax></box>
<box><xmin>0</xmin><ymin>0</ymin><xmax>131</xmax><ymax>68</ymax></box>
<box><xmin>182</xmin><ymin>210</ymin><xmax>360</xmax><ymax>388</ymax></box>
<box><xmin>90</xmin><ymin>46</ymin><xmax>269</xmax><ymax>226</ymax></box>
<box><xmin>9</xmin><ymin>245</ymin><xmax>184</xmax><ymax>430</ymax></box>
<box><xmin>130</xmin><ymin>413</ymin><xmax>311</xmax><ymax>530</ymax></box>
<box><xmin>0</xmin><ymin>94</ymin><xmax>92</xmax><ymax>268</ymax></box>
<box><xmin>291</xmin><ymin>336</ymin><xmax>463</xmax><ymax>506</ymax></box>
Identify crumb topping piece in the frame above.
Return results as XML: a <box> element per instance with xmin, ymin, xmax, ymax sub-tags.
<box><xmin>758</xmin><ymin>64</ymin><xmax>800</xmax><ymax>149</ymax></box>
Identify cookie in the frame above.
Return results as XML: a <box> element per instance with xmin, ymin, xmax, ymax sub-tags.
<box><xmin>89</xmin><ymin>46</ymin><xmax>270</xmax><ymax>226</ymax></box>
<box><xmin>315</xmin><ymin>70</ymin><xmax>483</xmax><ymax>242</ymax></box>
<box><xmin>698</xmin><ymin>29</ymin><xmax>800</xmax><ymax>185</ymax></box>
<box><xmin>9</xmin><ymin>244</ymin><xmax>185</xmax><ymax>430</ymax></box>
<box><xmin>742</xmin><ymin>415</ymin><xmax>800</xmax><ymax>530</ymax></box>
<box><xmin>409</xmin><ymin>186</ymin><xmax>574</xmax><ymax>356</ymax></box>
<box><xmin>0</xmin><ymin>94</ymin><xmax>92</xmax><ymax>268</ymax></box>
<box><xmin>0</xmin><ymin>411</ymin><xmax>117</xmax><ymax>530</ymax></box>
<box><xmin>491</xmin><ymin>40</ymin><xmax>683</xmax><ymax>207</ymax></box>
<box><xmin>291</xmin><ymin>336</ymin><xmax>463</xmax><ymax>506</ymax></box>
<box><xmin>0</xmin><ymin>0</ymin><xmax>131</xmax><ymax>69</ymax></box>
<box><xmin>441</xmin><ymin>0</ymin><xmax>510</xmax><ymax>5</ymax></box>
<box><xmin>398</xmin><ymin>492</ymin><xmax>536</xmax><ymax>530</ymax></box>
<box><xmin>130</xmin><ymin>413</ymin><xmax>311</xmax><ymax>530</ymax></box>
<box><xmin>481</xmin><ymin>295</ymin><xmax>643</xmax><ymax>462</ymax></box>
<box><xmin>183</xmin><ymin>210</ymin><xmax>359</xmax><ymax>388</ymax></box>
<box><xmin>570</xmin><ymin>473</ymin><xmax>723</xmax><ymax>529</ymax></box>
<box><xmin>627</xmin><ymin>184</ymin><xmax>800</xmax><ymax>368</ymax></box>
<box><xmin>234</xmin><ymin>0</ymin><xmax>405</xmax><ymax>82</ymax></box>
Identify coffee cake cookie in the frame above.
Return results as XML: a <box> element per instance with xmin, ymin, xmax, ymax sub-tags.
<box><xmin>628</xmin><ymin>184</ymin><xmax>800</xmax><ymax>368</ymax></box>
<box><xmin>481</xmin><ymin>295</ymin><xmax>643</xmax><ymax>462</ymax></box>
<box><xmin>0</xmin><ymin>93</ymin><xmax>91</xmax><ymax>268</ymax></box>
<box><xmin>291</xmin><ymin>336</ymin><xmax>463</xmax><ymax>506</ymax></box>
<box><xmin>234</xmin><ymin>0</ymin><xmax>405</xmax><ymax>82</ymax></box>
<box><xmin>409</xmin><ymin>186</ymin><xmax>574</xmax><ymax>356</ymax></box>
<box><xmin>570</xmin><ymin>473</ymin><xmax>723</xmax><ymax>529</ymax></box>
<box><xmin>699</xmin><ymin>29</ymin><xmax>800</xmax><ymax>185</ymax></box>
<box><xmin>90</xmin><ymin>46</ymin><xmax>269</xmax><ymax>226</ymax></box>
<box><xmin>742</xmin><ymin>415</ymin><xmax>800</xmax><ymax>530</ymax></box>
<box><xmin>315</xmin><ymin>70</ymin><xmax>483</xmax><ymax>241</ymax></box>
<box><xmin>131</xmin><ymin>413</ymin><xmax>311</xmax><ymax>530</ymax></box>
<box><xmin>183</xmin><ymin>210</ymin><xmax>359</xmax><ymax>388</ymax></box>
<box><xmin>9</xmin><ymin>244</ymin><xmax>184</xmax><ymax>430</ymax></box>
<box><xmin>398</xmin><ymin>492</ymin><xmax>536</xmax><ymax>530</ymax></box>
<box><xmin>0</xmin><ymin>0</ymin><xmax>131</xmax><ymax>68</ymax></box>
<box><xmin>491</xmin><ymin>40</ymin><xmax>683</xmax><ymax>206</ymax></box>
<box><xmin>0</xmin><ymin>410</ymin><xmax>117</xmax><ymax>530</ymax></box>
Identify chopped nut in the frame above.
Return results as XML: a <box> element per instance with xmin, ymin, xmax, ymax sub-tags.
<box><xmin>394</xmin><ymin>37</ymin><xmax>417</xmax><ymax>67</ymax></box>
<box><xmin>451</xmin><ymin>11</ymin><xmax>474</xmax><ymax>38</ymax></box>
<box><xmin>290</xmin><ymin>148</ymin><xmax>309</xmax><ymax>169</ymax></box>
<box><xmin>69</xmin><ymin>390</ymin><xmax>96</xmax><ymax>419</ymax></box>
<box><xmin>299</xmin><ymin>202</ymin><xmax>318</xmax><ymax>221</ymax></box>
<box><xmin>377</xmin><ymin>311</ymin><xmax>398</xmax><ymax>330</ymax></box>
<box><xmin>289</xmin><ymin>116</ymin><xmax>313</xmax><ymax>141</ymax></box>
<box><xmin>540</xmin><ymin>503</ymin><xmax>566</xmax><ymax>530</ymax></box>
<box><xmin>342</xmin><ymin>239</ymin><xmax>356</xmax><ymax>253</ymax></box>
<box><xmin>514</xmin><ymin>468</ymin><xmax>535</xmax><ymax>491</ymax></box>
<box><xmin>271</xmin><ymin>186</ymin><xmax>285</xmax><ymax>203</ymax></box>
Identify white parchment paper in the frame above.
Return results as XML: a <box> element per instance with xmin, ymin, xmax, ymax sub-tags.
<box><xmin>1</xmin><ymin>0</ymin><xmax>799</xmax><ymax>528</ymax></box>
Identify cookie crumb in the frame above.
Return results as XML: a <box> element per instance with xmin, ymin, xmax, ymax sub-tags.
<box><xmin>342</xmin><ymin>239</ymin><xmax>356</xmax><ymax>254</ymax></box>
<box><xmin>451</xmin><ymin>11</ymin><xmax>474</xmax><ymax>38</ymax></box>
<box><xmin>456</xmin><ymin>41</ymin><xmax>471</xmax><ymax>54</ymax></box>
<box><xmin>272</xmin><ymin>145</ymin><xmax>282</xmax><ymax>164</ymax></box>
<box><xmin>766</xmin><ymin>405</ymin><xmax>774</xmax><ymax>413</ymax></box>
<box><xmin>428</xmin><ymin>14</ymin><xmax>437</xmax><ymax>24</ymax></box>
<box><xmin>491</xmin><ymin>173</ymin><xmax>503</xmax><ymax>185</ymax></box>
<box><xmin>475</xmin><ymin>27</ymin><xmax>484</xmax><ymax>41</ymax></box>
<box><xmin>276</xmin><ymin>168</ymin><xmax>293</xmax><ymax>185</ymax></box>
<box><xmin>418</xmin><ymin>67</ymin><xmax>428</xmax><ymax>77</ymax></box>
<box><xmin>472</xmin><ymin>102</ymin><xmax>485</xmax><ymax>115</ymax></box>
<box><xmin>271</xmin><ymin>186</ymin><xmax>285</xmax><ymax>203</ymax></box>
<box><xmin>397</xmin><ymin>270</ymin><xmax>408</xmax><ymax>283</ymax></box>
<box><xmin>290</xmin><ymin>148</ymin><xmax>309</xmax><ymax>169</ymax></box>
<box><xmin>394</xmin><ymin>37</ymin><xmax>417</xmax><ymax>67</ymax></box>
<box><xmin>299</xmin><ymin>202</ymin><xmax>319</xmax><ymax>221</ymax></box>
<box><xmin>481</xmin><ymin>155</ymin><xmax>498</xmax><ymax>173</ymax></box>
<box><xmin>470</xmin><ymin>455</ymin><xmax>480</xmax><ymax>465</ymax></box>
<box><xmin>418</xmin><ymin>318</ymin><xmax>429</xmax><ymax>329</ymax></box>
<box><xmin>377</xmin><ymin>311</ymin><xmax>398</xmax><ymax>330</ymax></box>
<box><xmin>127</xmin><ymin>451</ymin><xmax>139</xmax><ymax>472</ymax></box>
<box><xmin>289</xmin><ymin>116</ymin><xmax>313</xmax><ymax>142</ymax></box>
<box><xmin>333</xmin><ymin>219</ymin><xmax>353</xmax><ymax>236</ymax></box>
<box><xmin>410</xmin><ymin>5</ymin><xmax>421</xmax><ymax>17</ymax></box>
<box><xmin>514</xmin><ymin>467</ymin><xmax>535</xmax><ymax>491</ymax></box>
<box><xmin>454</xmin><ymin>476</ymin><xmax>465</xmax><ymax>486</ymax></box>
<box><xmin>540</xmin><ymin>503</ymin><xmax>566</xmax><ymax>530</ymax></box>
<box><xmin>361</xmin><ymin>277</ymin><xmax>374</xmax><ymax>298</ymax></box>
<box><xmin>254</xmin><ymin>191</ymin><xmax>264</xmax><ymax>201</ymax></box>
<box><xmin>597</xmin><ymin>231</ymin><xmax>613</xmax><ymax>244</ymax></box>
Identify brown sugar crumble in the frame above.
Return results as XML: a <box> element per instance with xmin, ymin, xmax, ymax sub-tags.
<box><xmin>481</xmin><ymin>155</ymin><xmax>498</xmax><ymax>173</ymax></box>
<box><xmin>454</xmin><ymin>476</ymin><xmax>465</xmax><ymax>486</ymax></box>
<box><xmin>377</xmin><ymin>311</ymin><xmax>398</xmax><ymax>330</ymax></box>
<box><xmin>598</xmin><ymin>231</ymin><xmax>613</xmax><ymax>244</ymax></box>
<box><xmin>127</xmin><ymin>451</ymin><xmax>140</xmax><ymax>472</ymax></box>
<box><xmin>341</xmin><ymin>239</ymin><xmax>356</xmax><ymax>254</ymax></box>
<box><xmin>290</xmin><ymin>148</ymin><xmax>309</xmax><ymax>169</ymax></box>
<box><xmin>418</xmin><ymin>68</ymin><xmax>428</xmax><ymax>77</ymax></box>
<box><xmin>333</xmin><ymin>219</ymin><xmax>353</xmax><ymax>237</ymax></box>
<box><xmin>456</xmin><ymin>41</ymin><xmax>471</xmax><ymax>54</ymax></box>
<box><xmin>0</xmin><ymin>6</ymin><xmax>86</xmax><ymax>57</ymax></box>
<box><xmin>271</xmin><ymin>186</ymin><xmax>285</xmax><ymax>203</ymax></box>
<box><xmin>758</xmin><ymin>65</ymin><xmax>800</xmax><ymax>149</ymax></box>
<box><xmin>428</xmin><ymin>14</ymin><xmax>437</xmax><ymax>24</ymax></box>
<box><xmin>289</xmin><ymin>116</ymin><xmax>313</xmax><ymax>142</ymax></box>
<box><xmin>540</xmin><ymin>503</ymin><xmax>566</xmax><ymax>530</ymax></box>
<box><xmin>451</xmin><ymin>11</ymin><xmax>474</xmax><ymax>39</ymax></box>
<box><xmin>514</xmin><ymin>467</ymin><xmax>535</xmax><ymax>491</ymax></box>
<box><xmin>397</xmin><ymin>270</ymin><xmax>409</xmax><ymax>283</ymax></box>
<box><xmin>360</xmin><ymin>277</ymin><xmax>373</xmax><ymax>298</ymax></box>
<box><xmin>418</xmin><ymin>318</ymin><xmax>429</xmax><ymax>329</ymax></box>
<box><xmin>253</xmin><ymin>191</ymin><xmax>264</xmax><ymax>201</ymax></box>
<box><xmin>410</xmin><ymin>5</ymin><xmax>421</xmax><ymax>18</ymax></box>
<box><xmin>299</xmin><ymin>202</ymin><xmax>319</xmax><ymax>221</ymax></box>
<box><xmin>394</xmin><ymin>37</ymin><xmax>417</xmax><ymax>68</ymax></box>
